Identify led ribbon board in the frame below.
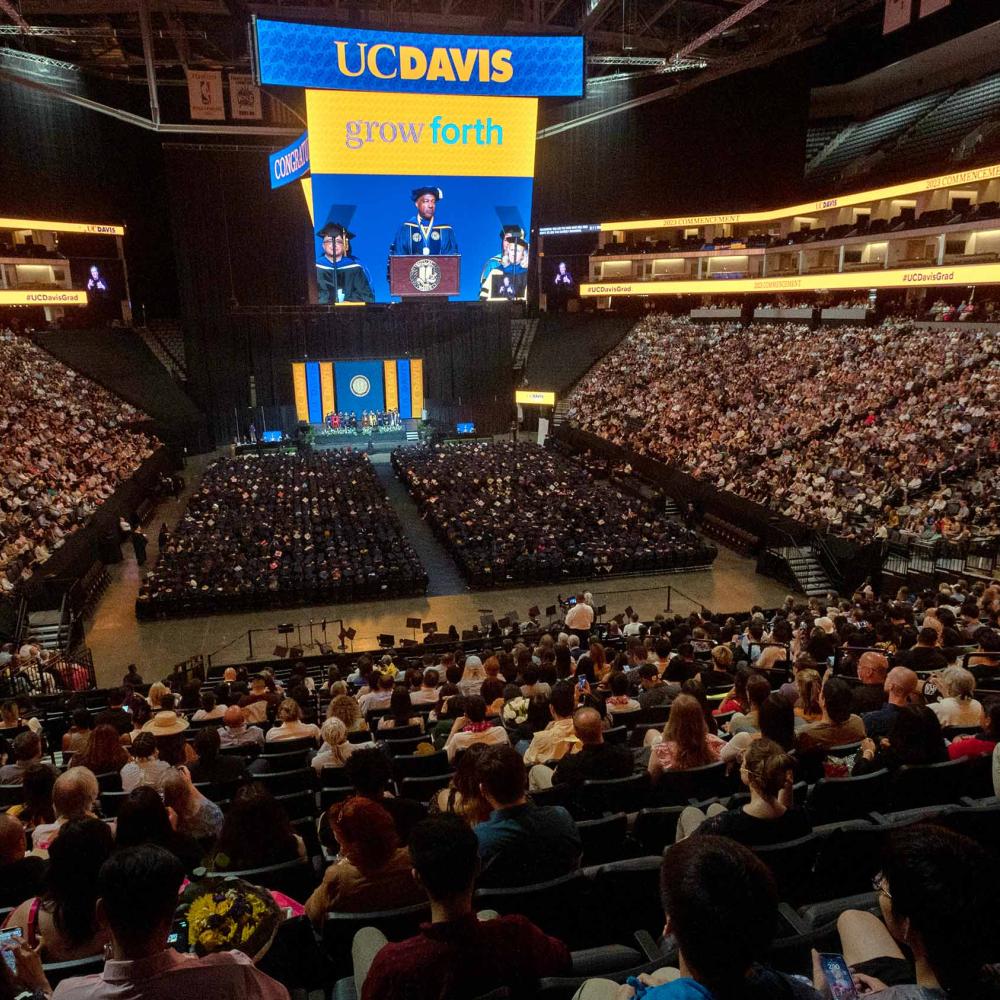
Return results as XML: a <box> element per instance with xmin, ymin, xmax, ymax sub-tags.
<box><xmin>254</xmin><ymin>19</ymin><xmax>583</xmax><ymax>303</ymax></box>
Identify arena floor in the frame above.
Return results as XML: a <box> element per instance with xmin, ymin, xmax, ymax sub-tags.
<box><xmin>84</xmin><ymin>451</ymin><xmax>791</xmax><ymax>687</ymax></box>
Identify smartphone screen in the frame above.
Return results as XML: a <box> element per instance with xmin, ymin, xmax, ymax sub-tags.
<box><xmin>0</xmin><ymin>927</ymin><xmax>22</xmax><ymax>973</ymax></box>
<box><xmin>819</xmin><ymin>953</ymin><xmax>858</xmax><ymax>1000</ymax></box>
<box><xmin>577</xmin><ymin>675</ymin><xmax>587</xmax><ymax>690</ymax></box>
<box><xmin>166</xmin><ymin>920</ymin><xmax>188</xmax><ymax>953</ymax></box>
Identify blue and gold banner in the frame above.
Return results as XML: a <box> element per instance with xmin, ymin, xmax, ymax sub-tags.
<box><xmin>269</xmin><ymin>132</ymin><xmax>310</xmax><ymax>189</ymax></box>
<box><xmin>293</xmin><ymin>358</ymin><xmax>423</xmax><ymax>421</ymax></box>
<box><xmin>333</xmin><ymin>360</ymin><xmax>386</xmax><ymax>418</ymax></box>
<box><xmin>254</xmin><ymin>20</ymin><xmax>584</xmax><ymax>97</ymax></box>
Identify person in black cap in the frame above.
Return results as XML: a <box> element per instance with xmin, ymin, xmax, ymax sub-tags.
<box><xmin>390</xmin><ymin>186</ymin><xmax>458</xmax><ymax>256</ymax></box>
<box><xmin>479</xmin><ymin>225</ymin><xmax>529</xmax><ymax>300</ymax></box>
<box><xmin>316</xmin><ymin>222</ymin><xmax>374</xmax><ymax>304</ymax></box>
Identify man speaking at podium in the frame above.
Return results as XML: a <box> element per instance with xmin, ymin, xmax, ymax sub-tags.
<box><xmin>390</xmin><ymin>186</ymin><xmax>459</xmax><ymax>257</ymax></box>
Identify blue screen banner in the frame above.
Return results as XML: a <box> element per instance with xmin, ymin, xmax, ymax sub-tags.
<box><xmin>269</xmin><ymin>132</ymin><xmax>310</xmax><ymax>189</ymax></box>
<box><xmin>334</xmin><ymin>360</ymin><xmax>386</xmax><ymax>418</ymax></box>
<box><xmin>254</xmin><ymin>20</ymin><xmax>584</xmax><ymax>97</ymax></box>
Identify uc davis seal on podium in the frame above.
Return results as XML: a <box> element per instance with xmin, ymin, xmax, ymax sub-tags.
<box><xmin>409</xmin><ymin>258</ymin><xmax>441</xmax><ymax>292</ymax></box>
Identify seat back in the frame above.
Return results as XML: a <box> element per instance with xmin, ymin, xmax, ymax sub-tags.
<box><xmin>322</xmin><ymin>902</ymin><xmax>430</xmax><ymax>979</ymax></box>
<box><xmin>94</xmin><ymin>771</ymin><xmax>123</xmax><ymax>793</ymax></box>
<box><xmin>392</xmin><ymin>750</ymin><xmax>450</xmax><ymax>780</ymax></box>
<box><xmin>399</xmin><ymin>772</ymin><xmax>453</xmax><ymax>802</ymax></box>
<box><xmin>262</xmin><ymin>736</ymin><xmax>317</xmax><ymax>755</ymax></box>
<box><xmin>474</xmin><ymin>869</ymin><xmax>588</xmax><ymax>949</ymax></box>
<box><xmin>273</xmin><ymin>790</ymin><xmax>318</xmax><ymax>822</ymax></box>
<box><xmin>0</xmin><ymin>785</ymin><xmax>23</xmax><ymax>808</ymax></box>
<box><xmin>807</xmin><ymin>769</ymin><xmax>890</xmax><ymax>826</ymax></box>
<box><xmin>588</xmin><ymin>856</ymin><xmax>665</xmax><ymax>946</ymax></box>
<box><xmin>378</xmin><ymin>723</ymin><xmax>422</xmax><ymax>741</ymax></box>
<box><xmin>576</xmin><ymin>773</ymin><xmax>648</xmax><ymax>817</ymax></box>
<box><xmin>637</xmin><ymin>704</ymin><xmax>670</xmax><ymax>725</ymax></box>
<box><xmin>810</xmin><ymin>821</ymin><xmax>887</xmax><ymax>903</ymax></box>
<box><xmin>99</xmin><ymin>789</ymin><xmax>129</xmax><ymax>818</ymax></box>
<box><xmin>604</xmin><ymin>726</ymin><xmax>628</xmax><ymax>745</ymax></box>
<box><xmin>383</xmin><ymin>735</ymin><xmax>430</xmax><ymax>756</ymax></box>
<box><xmin>890</xmin><ymin>758</ymin><xmax>971</xmax><ymax>811</ymax></box>
<box><xmin>577</xmin><ymin>812</ymin><xmax>629</xmax><ymax>865</ymax></box>
<box><xmin>651</xmin><ymin>761</ymin><xmax>729</xmax><ymax>806</ymax></box>
<box><xmin>319</xmin><ymin>765</ymin><xmax>349</xmax><ymax>788</ymax></box>
<box><xmin>227</xmin><ymin>857</ymin><xmax>317</xmax><ymax>899</ymax></box>
<box><xmin>633</xmin><ymin>806</ymin><xmax>686</xmax><ymax>855</ymax></box>
<box><xmin>752</xmin><ymin>833</ymin><xmax>821</xmax><ymax>905</ymax></box>
<box><xmin>257</xmin><ymin>749</ymin><xmax>311</xmax><ymax>771</ymax></box>
<box><xmin>965</xmin><ymin>751</ymin><xmax>995</xmax><ymax>801</ymax></box>
<box><xmin>255</xmin><ymin>768</ymin><xmax>316</xmax><ymax>796</ymax></box>
<box><xmin>43</xmin><ymin>954</ymin><xmax>104</xmax><ymax>986</ymax></box>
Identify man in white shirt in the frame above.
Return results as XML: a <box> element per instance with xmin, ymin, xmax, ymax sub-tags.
<box><xmin>622</xmin><ymin>614</ymin><xmax>643</xmax><ymax>637</ymax></box>
<box><xmin>410</xmin><ymin>669</ymin><xmax>441</xmax><ymax>705</ymax></box>
<box><xmin>563</xmin><ymin>596</ymin><xmax>594</xmax><ymax>642</ymax></box>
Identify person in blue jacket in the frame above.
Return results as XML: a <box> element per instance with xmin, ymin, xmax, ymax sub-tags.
<box><xmin>390</xmin><ymin>186</ymin><xmax>458</xmax><ymax>257</ymax></box>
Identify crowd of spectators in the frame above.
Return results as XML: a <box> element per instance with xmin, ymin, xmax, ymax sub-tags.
<box><xmin>136</xmin><ymin>452</ymin><xmax>427</xmax><ymax>616</ymax></box>
<box><xmin>393</xmin><ymin>441</ymin><xmax>716</xmax><ymax>587</ymax></box>
<box><xmin>0</xmin><ymin>328</ymin><xmax>156</xmax><ymax>596</ymax></box>
<box><xmin>1</xmin><ymin>579</ymin><xmax>1000</xmax><ymax>996</ymax></box>
<box><xmin>568</xmin><ymin>314</ymin><xmax>1000</xmax><ymax>540</ymax></box>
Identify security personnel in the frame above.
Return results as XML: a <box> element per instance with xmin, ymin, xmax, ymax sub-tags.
<box><xmin>390</xmin><ymin>186</ymin><xmax>459</xmax><ymax>256</ymax></box>
<box><xmin>316</xmin><ymin>222</ymin><xmax>375</xmax><ymax>304</ymax></box>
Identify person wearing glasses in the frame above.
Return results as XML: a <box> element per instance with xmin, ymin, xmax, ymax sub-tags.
<box><xmin>315</xmin><ymin>222</ymin><xmax>374</xmax><ymax>304</ymax></box>
<box><xmin>833</xmin><ymin>824</ymin><xmax>997</xmax><ymax>999</ymax></box>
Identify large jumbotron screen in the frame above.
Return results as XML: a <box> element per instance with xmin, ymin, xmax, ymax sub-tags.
<box><xmin>254</xmin><ymin>20</ymin><xmax>584</xmax><ymax>304</ymax></box>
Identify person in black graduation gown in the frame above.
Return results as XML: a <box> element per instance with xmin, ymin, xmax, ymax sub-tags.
<box><xmin>316</xmin><ymin>222</ymin><xmax>375</xmax><ymax>304</ymax></box>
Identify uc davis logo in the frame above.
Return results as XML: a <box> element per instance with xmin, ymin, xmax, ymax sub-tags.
<box><xmin>350</xmin><ymin>374</ymin><xmax>371</xmax><ymax>397</ymax></box>
<box><xmin>409</xmin><ymin>258</ymin><xmax>441</xmax><ymax>292</ymax></box>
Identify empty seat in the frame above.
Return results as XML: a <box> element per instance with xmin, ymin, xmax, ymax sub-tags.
<box><xmin>475</xmin><ymin>869</ymin><xmax>589</xmax><ymax>950</ymax></box>
<box><xmin>650</xmin><ymin>761</ymin><xmax>731</xmax><ymax>806</ymax></box>
<box><xmin>575</xmin><ymin>773</ymin><xmax>648</xmax><ymax>818</ymax></box>
<box><xmin>577</xmin><ymin>812</ymin><xmax>630</xmax><ymax>865</ymax></box>
<box><xmin>633</xmin><ymin>806</ymin><xmax>687</xmax><ymax>855</ymax></box>
<box><xmin>392</xmin><ymin>750</ymin><xmax>450</xmax><ymax>782</ymax></box>
<box><xmin>806</xmin><ymin>768</ymin><xmax>890</xmax><ymax>825</ymax></box>
<box><xmin>889</xmin><ymin>757</ymin><xmax>971</xmax><ymax>811</ymax></box>
<box><xmin>588</xmin><ymin>856</ymin><xmax>665</xmax><ymax>946</ymax></box>
<box><xmin>261</xmin><ymin>736</ymin><xmax>317</xmax><ymax>755</ymax></box>
<box><xmin>752</xmin><ymin>833</ymin><xmax>821</xmax><ymax>905</ymax></box>
<box><xmin>810</xmin><ymin>820</ymin><xmax>887</xmax><ymax>902</ymax></box>
<box><xmin>255</xmin><ymin>768</ymin><xmax>317</xmax><ymax>796</ymax></box>
<box><xmin>322</xmin><ymin>902</ymin><xmax>430</xmax><ymax>979</ymax></box>
<box><xmin>399</xmin><ymin>772</ymin><xmax>453</xmax><ymax>802</ymax></box>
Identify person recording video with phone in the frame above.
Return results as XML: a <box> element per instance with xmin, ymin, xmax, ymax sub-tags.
<box><xmin>315</xmin><ymin>222</ymin><xmax>374</xmax><ymax>304</ymax></box>
<box><xmin>389</xmin><ymin>186</ymin><xmax>458</xmax><ymax>257</ymax></box>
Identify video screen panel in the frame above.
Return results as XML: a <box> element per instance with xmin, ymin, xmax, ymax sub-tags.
<box><xmin>307</xmin><ymin>90</ymin><xmax>536</xmax><ymax>303</ymax></box>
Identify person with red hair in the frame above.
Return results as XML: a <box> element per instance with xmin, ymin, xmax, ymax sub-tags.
<box><xmin>305</xmin><ymin>796</ymin><xmax>423</xmax><ymax>923</ymax></box>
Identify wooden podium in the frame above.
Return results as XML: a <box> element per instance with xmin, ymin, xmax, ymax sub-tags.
<box><xmin>390</xmin><ymin>255</ymin><xmax>461</xmax><ymax>298</ymax></box>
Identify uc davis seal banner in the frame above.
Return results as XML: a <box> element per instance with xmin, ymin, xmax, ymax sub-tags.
<box><xmin>292</xmin><ymin>359</ymin><xmax>423</xmax><ymax>421</ymax></box>
<box><xmin>254</xmin><ymin>20</ymin><xmax>584</xmax><ymax>97</ymax></box>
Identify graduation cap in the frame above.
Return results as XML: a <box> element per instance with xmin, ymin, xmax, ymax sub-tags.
<box><xmin>317</xmin><ymin>204</ymin><xmax>358</xmax><ymax>241</ymax></box>
<box><xmin>411</xmin><ymin>186</ymin><xmax>443</xmax><ymax>201</ymax></box>
<box><xmin>496</xmin><ymin>206</ymin><xmax>528</xmax><ymax>246</ymax></box>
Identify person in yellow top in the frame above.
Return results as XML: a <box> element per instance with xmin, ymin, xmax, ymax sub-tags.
<box><xmin>522</xmin><ymin>682</ymin><xmax>582</xmax><ymax>766</ymax></box>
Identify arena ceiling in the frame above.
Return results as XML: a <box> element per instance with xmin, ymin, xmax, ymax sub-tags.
<box><xmin>0</xmin><ymin>0</ymin><xmax>884</xmax><ymax>90</ymax></box>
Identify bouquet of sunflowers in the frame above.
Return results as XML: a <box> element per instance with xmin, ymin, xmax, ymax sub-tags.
<box><xmin>179</xmin><ymin>877</ymin><xmax>281</xmax><ymax>961</ymax></box>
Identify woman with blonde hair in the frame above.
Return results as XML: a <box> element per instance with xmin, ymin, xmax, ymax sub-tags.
<box><xmin>794</xmin><ymin>668</ymin><xmax>823</xmax><ymax>724</ymax></box>
<box><xmin>929</xmin><ymin>665</ymin><xmax>982</xmax><ymax>728</ymax></box>
<box><xmin>676</xmin><ymin>738</ymin><xmax>812</xmax><ymax>844</ymax></box>
<box><xmin>647</xmin><ymin>693</ymin><xmax>726</xmax><ymax>783</ymax></box>
<box><xmin>266</xmin><ymin>698</ymin><xmax>321</xmax><ymax>744</ymax></box>
<box><xmin>327</xmin><ymin>693</ymin><xmax>366</xmax><ymax>732</ymax></box>
<box><xmin>312</xmin><ymin>717</ymin><xmax>358</xmax><ymax>771</ymax></box>
<box><xmin>146</xmin><ymin>682</ymin><xmax>169</xmax><ymax>711</ymax></box>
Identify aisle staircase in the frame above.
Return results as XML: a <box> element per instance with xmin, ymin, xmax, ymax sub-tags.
<box><xmin>770</xmin><ymin>546</ymin><xmax>835</xmax><ymax>598</ymax></box>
